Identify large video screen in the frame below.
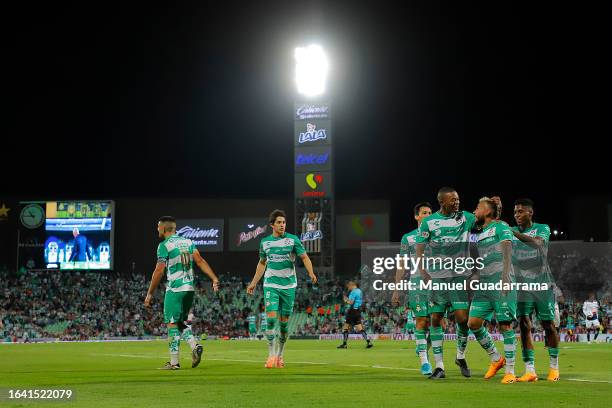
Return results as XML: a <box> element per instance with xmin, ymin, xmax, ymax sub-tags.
<box><xmin>44</xmin><ymin>201</ymin><xmax>114</xmax><ymax>270</ymax></box>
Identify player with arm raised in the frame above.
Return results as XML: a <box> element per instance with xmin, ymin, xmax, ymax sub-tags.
<box><xmin>247</xmin><ymin>209</ymin><xmax>317</xmax><ymax>368</ymax></box>
<box><xmin>511</xmin><ymin>199</ymin><xmax>559</xmax><ymax>382</ymax></box>
<box><xmin>392</xmin><ymin>202</ymin><xmax>433</xmax><ymax>375</ymax></box>
<box><xmin>469</xmin><ymin>197</ymin><xmax>518</xmax><ymax>383</ymax></box>
<box><xmin>144</xmin><ymin>216</ymin><xmax>220</xmax><ymax>370</ymax></box>
<box><xmin>415</xmin><ymin>187</ymin><xmax>476</xmax><ymax>379</ymax></box>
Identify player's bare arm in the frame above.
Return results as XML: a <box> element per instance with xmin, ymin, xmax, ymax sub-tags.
<box><xmin>501</xmin><ymin>239</ymin><xmax>512</xmax><ymax>295</ymax></box>
<box><xmin>247</xmin><ymin>259</ymin><xmax>267</xmax><ymax>295</ymax></box>
<box><xmin>144</xmin><ymin>262</ymin><xmax>166</xmax><ymax>307</ymax></box>
<box><xmin>391</xmin><ymin>263</ymin><xmax>405</xmax><ymax>306</ymax></box>
<box><xmin>193</xmin><ymin>249</ymin><xmax>220</xmax><ymax>292</ymax></box>
<box><xmin>511</xmin><ymin>230</ymin><xmax>544</xmax><ymax>248</ymax></box>
<box><xmin>415</xmin><ymin>243</ymin><xmax>431</xmax><ymax>283</ymax></box>
<box><xmin>300</xmin><ymin>253</ymin><xmax>317</xmax><ymax>284</ymax></box>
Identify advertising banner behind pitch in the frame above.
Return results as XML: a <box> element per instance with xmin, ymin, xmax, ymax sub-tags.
<box><xmin>336</xmin><ymin>213</ymin><xmax>389</xmax><ymax>249</ymax></box>
<box><xmin>176</xmin><ymin>219</ymin><xmax>224</xmax><ymax>252</ymax></box>
<box><xmin>228</xmin><ymin>218</ymin><xmax>269</xmax><ymax>252</ymax></box>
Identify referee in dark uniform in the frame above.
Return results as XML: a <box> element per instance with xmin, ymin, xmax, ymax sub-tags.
<box><xmin>337</xmin><ymin>281</ymin><xmax>373</xmax><ymax>349</ymax></box>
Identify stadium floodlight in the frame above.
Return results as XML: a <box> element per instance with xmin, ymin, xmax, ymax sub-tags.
<box><xmin>295</xmin><ymin>44</ymin><xmax>328</xmax><ymax>97</ymax></box>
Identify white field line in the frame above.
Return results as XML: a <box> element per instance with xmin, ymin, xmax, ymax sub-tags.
<box><xmin>566</xmin><ymin>378</ymin><xmax>612</xmax><ymax>384</ymax></box>
<box><xmin>93</xmin><ymin>354</ymin><xmax>612</xmax><ymax>381</ymax></box>
<box><xmin>93</xmin><ymin>353</ymin><xmax>418</xmax><ymax>372</ymax></box>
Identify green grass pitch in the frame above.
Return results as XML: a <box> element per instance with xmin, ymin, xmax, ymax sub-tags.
<box><xmin>1</xmin><ymin>340</ymin><xmax>610</xmax><ymax>407</ymax></box>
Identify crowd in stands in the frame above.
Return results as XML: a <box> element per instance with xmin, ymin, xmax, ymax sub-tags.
<box><xmin>1</xmin><ymin>251</ymin><xmax>611</xmax><ymax>342</ymax></box>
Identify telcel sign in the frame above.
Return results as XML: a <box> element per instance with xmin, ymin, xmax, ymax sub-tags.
<box><xmin>294</xmin><ymin>146</ymin><xmax>331</xmax><ymax>172</ymax></box>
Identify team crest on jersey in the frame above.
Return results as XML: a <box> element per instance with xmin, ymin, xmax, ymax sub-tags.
<box><xmin>420</xmin><ymin>231</ymin><xmax>430</xmax><ymax>238</ymax></box>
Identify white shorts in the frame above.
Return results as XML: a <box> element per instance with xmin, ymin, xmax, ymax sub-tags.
<box><xmin>585</xmin><ymin>319</ymin><xmax>600</xmax><ymax>329</ymax></box>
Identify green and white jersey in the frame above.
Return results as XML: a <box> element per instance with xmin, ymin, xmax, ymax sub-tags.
<box><xmin>259</xmin><ymin>312</ymin><xmax>267</xmax><ymax>329</ymax></box>
<box><xmin>400</xmin><ymin>229</ymin><xmax>420</xmax><ymax>283</ymax></box>
<box><xmin>259</xmin><ymin>232</ymin><xmax>306</xmax><ymax>290</ymax></box>
<box><xmin>157</xmin><ymin>235</ymin><xmax>196</xmax><ymax>292</ymax></box>
<box><xmin>247</xmin><ymin>315</ymin><xmax>257</xmax><ymax>327</ymax></box>
<box><xmin>475</xmin><ymin>221</ymin><xmax>514</xmax><ymax>282</ymax></box>
<box><xmin>415</xmin><ymin>211</ymin><xmax>476</xmax><ymax>277</ymax></box>
<box><xmin>511</xmin><ymin>223</ymin><xmax>550</xmax><ymax>282</ymax></box>
<box><xmin>405</xmin><ymin>309</ymin><xmax>415</xmax><ymax>324</ymax></box>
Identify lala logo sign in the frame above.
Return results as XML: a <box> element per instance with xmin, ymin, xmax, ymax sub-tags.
<box><xmin>298</xmin><ymin>123</ymin><xmax>327</xmax><ymax>143</ymax></box>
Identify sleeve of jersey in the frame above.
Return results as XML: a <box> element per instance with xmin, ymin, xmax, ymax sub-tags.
<box><xmin>294</xmin><ymin>236</ymin><xmax>306</xmax><ymax>256</ymax></box>
<box><xmin>399</xmin><ymin>235</ymin><xmax>409</xmax><ymax>256</ymax></box>
<box><xmin>258</xmin><ymin>241</ymin><xmax>266</xmax><ymax>261</ymax></box>
<box><xmin>465</xmin><ymin>211</ymin><xmax>477</xmax><ymax>229</ymax></box>
<box><xmin>157</xmin><ymin>243</ymin><xmax>168</xmax><ymax>264</ymax></box>
<box><xmin>415</xmin><ymin>221</ymin><xmax>431</xmax><ymax>244</ymax></box>
<box><xmin>537</xmin><ymin>224</ymin><xmax>551</xmax><ymax>242</ymax></box>
<box><xmin>498</xmin><ymin>223</ymin><xmax>514</xmax><ymax>242</ymax></box>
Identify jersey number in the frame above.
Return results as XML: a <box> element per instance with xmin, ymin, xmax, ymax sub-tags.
<box><xmin>180</xmin><ymin>252</ymin><xmax>191</xmax><ymax>270</ymax></box>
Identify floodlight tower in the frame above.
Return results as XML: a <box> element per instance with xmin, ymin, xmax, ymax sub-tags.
<box><xmin>293</xmin><ymin>45</ymin><xmax>334</xmax><ymax>273</ymax></box>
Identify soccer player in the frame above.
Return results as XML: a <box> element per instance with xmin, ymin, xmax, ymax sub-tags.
<box><xmin>247</xmin><ymin>313</ymin><xmax>258</xmax><ymax>338</ymax></box>
<box><xmin>144</xmin><ymin>216</ymin><xmax>220</xmax><ymax>370</ymax></box>
<box><xmin>511</xmin><ymin>198</ymin><xmax>559</xmax><ymax>382</ymax></box>
<box><xmin>392</xmin><ymin>201</ymin><xmax>433</xmax><ymax>375</ymax></box>
<box><xmin>404</xmin><ymin>307</ymin><xmax>416</xmax><ymax>335</ymax></box>
<box><xmin>258</xmin><ymin>304</ymin><xmax>267</xmax><ymax>337</ymax></box>
<box><xmin>337</xmin><ymin>281</ymin><xmax>373</xmax><ymax>349</ymax></box>
<box><xmin>416</xmin><ymin>187</ymin><xmax>476</xmax><ymax>379</ymax></box>
<box><xmin>469</xmin><ymin>197</ymin><xmax>518</xmax><ymax>383</ymax></box>
<box><xmin>246</xmin><ymin>209</ymin><xmax>317</xmax><ymax>368</ymax></box>
<box><xmin>583</xmin><ymin>292</ymin><xmax>601</xmax><ymax>343</ymax></box>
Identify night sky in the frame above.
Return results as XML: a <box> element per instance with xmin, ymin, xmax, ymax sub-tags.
<box><xmin>7</xmin><ymin>2</ymin><xmax>608</xmax><ymax>237</ymax></box>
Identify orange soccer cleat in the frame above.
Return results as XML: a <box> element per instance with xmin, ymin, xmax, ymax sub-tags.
<box><xmin>484</xmin><ymin>356</ymin><xmax>506</xmax><ymax>379</ymax></box>
<box><xmin>501</xmin><ymin>374</ymin><xmax>518</xmax><ymax>384</ymax></box>
<box><xmin>547</xmin><ymin>368</ymin><xmax>560</xmax><ymax>382</ymax></box>
<box><xmin>265</xmin><ymin>356</ymin><xmax>277</xmax><ymax>368</ymax></box>
<box><xmin>276</xmin><ymin>356</ymin><xmax>285</xmax><ymax>368</ymax></box>
<box><xmin>517</xmin><ymin>372</ymin><xmax>539</xmax><ymax>382</ymax></box>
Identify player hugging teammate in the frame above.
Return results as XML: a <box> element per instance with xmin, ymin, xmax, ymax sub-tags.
<box><xmin>407</xmin><ymin>188</ymin><xmax>561</xmax><ymax>382</ymax></box>
<box><xmin>393</xmin><ymin>201</ymin><xmax>434</xmax><ymax>376</ymax></box>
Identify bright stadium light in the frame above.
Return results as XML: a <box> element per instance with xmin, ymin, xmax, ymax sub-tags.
<box><xmin>295</xmin><ymin>44</ymin><xmax>328</xmax><ymax>97</ymax></box>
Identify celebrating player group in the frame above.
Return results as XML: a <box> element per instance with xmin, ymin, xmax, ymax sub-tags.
<box><xmin>143</xmin><ymin>186</ymin><xmax>560</xmax><ymax>384</ymax></box>
<box><xmin>396</xmin><ymin>187</ymin><xmax>559</xmax><ymax>383</ymax></box>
